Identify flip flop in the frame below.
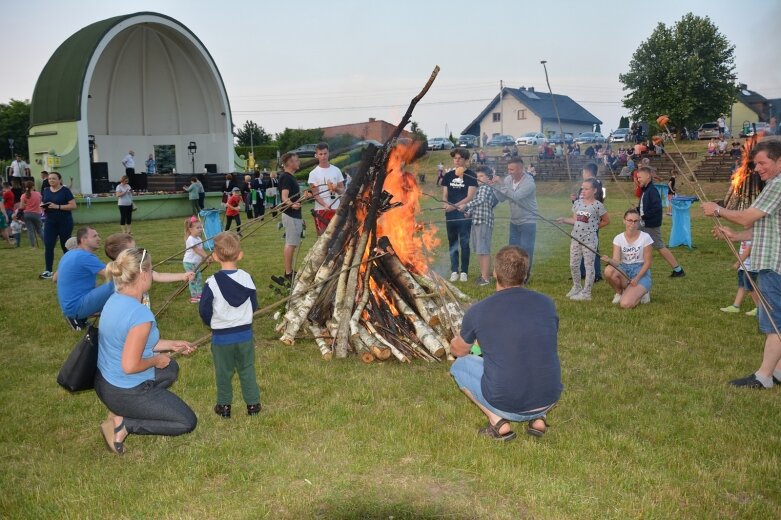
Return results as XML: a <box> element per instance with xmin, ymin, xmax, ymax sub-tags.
<box><xmin>478</xmin><ymin>419</ymin><xmax>517</xmax><ymax>442</ymax></box>
<box><xmin>526</xmin><ymin>417</ymin><xmax>548</xmax><ymax>437</ymax></box>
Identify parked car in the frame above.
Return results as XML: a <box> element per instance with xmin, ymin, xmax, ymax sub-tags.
<box><xmin>697</xmin><ymin>122</ymin><xmax>720</xmax><ymax>140</ymax></box>
<box><xmin>289</xmin><ymin>143</ymin><xmax>318</xmax><ymax>157</ymax></box>
<box><xmin>547</xmin><ymin>132</ymin><xmax>574</xmax><ymax>145</ymax></box>
<box><xmin>608</xmin><ymin>128</ymin><xmax>630</xmax><ymax>143</ymax></box>
<box><xmin>516</xmin><ymin>132</ymin><xmax>545</xmax><ymax>145</ymax></box>
<box><xmin>427</xmin><ymin>137</ymin><xmax>454</xmax><ymax>150</ymax></box>
<box><xmin>575</xmin><ymin>132</ymin><xmax>606</xmax><ymax>144</ymax></box>
<box><xmin>741</xmin><ymin>122</ymin><xmax>773</xmax><ymax>137</ymax></box>
<box><xmin>457</xmin><ymin>134</ymin><xmax>478</xmax><ymax>148</ymax></box>
<box><xmin>486</xmin><ymin>135</ymin><xmax>516</xmax><ymax>147</ymax></box>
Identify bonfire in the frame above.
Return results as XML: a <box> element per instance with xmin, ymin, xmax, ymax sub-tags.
<box><xmin>723</xmin><ymin>134</ymin><xmax>765</xmax><ymax>210</ymax></box>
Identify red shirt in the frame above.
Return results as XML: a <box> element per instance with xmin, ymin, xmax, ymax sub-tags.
<box><xmin>3</xmin><ymin>190</ymin><xmax>14</xmax><ymax>210</ymax></box>
<box><xmin>225</xmin><ymin>194</ymin><xmax>241</xmax><ymax>217</ymax></box>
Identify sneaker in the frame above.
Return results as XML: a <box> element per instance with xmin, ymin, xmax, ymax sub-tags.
<box><xmin>247</xmin><ymin>403</ymin><xmax>262</xmax><ymax>416</ymax></box>
<box><xmin>611</xmin><ymin>293</ymin><xmax>622</xmax><ymax>304</ymax></box>
<box><xmin>214</xmin><ymin>404</ymin><xmax>231</xmax><ymax>418</ymax></box>
<box><xmin>720</xmin><ymin>304</ymin><xmax>740</xmax><ymax>313</ymax></box>
<box><xmin>745</xmin><ymin>308</ymin><xmax>757</xmax><ymax>316</ymax></box>
<box><xmin>450</xmin><ymin>272</ymin><xmax>459</xmax><ymax>282</ymax></box>
<box><xmin>566</xmin><ymin>286</ymin><xmax>582</xmax><ymax>298</ymax></box>
<box><xmin>729</xmin><ymin>374</ymin><xmax>771</xmax><ymax>389</ymax></box>
<box><xmin>640</xmin><ymin>292</ymin><xmax>651</xmax><ymax>305</ymax></box>
<box><xmin>670</xmin><ymin>268</ymin><xmax>686</xmax><ymax>278</ymax></box>
<box><xmin>190</xmin><ymin>297</ymin><xmax>201</xmax><ymax>303</ymax></box>
<box><xmin>65</xmin><ymin>316</ymin><xmax>88</xmax><ymax>331</ymax></box>
<box><xmin>277</xmin><ymin>222</ymin><xmax>283</xmax><ymax>230</ymax></box>
<box><xmin>570</xmin><ymin>292</ymin><xmax>592</xmax><ymax>301</ymax></box>
<box><xmin>475</xmin><ymin>277</ymin><xmax>490</xmax><ymax>287</ymax></box>
<box><xmin>459</xmin><ymin>272</ymin><xmax>468</xmax><ymax>282</ymax></box>
<box><xmin>39</xmin><ymin>270</ymin><xmax>52</xmax><ymax>280</ymax></box>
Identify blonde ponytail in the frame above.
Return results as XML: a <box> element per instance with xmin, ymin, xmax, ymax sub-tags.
<box><xmin>104</xmin><ymin>247</ymin><xmax>151</xmax><ymax>290</ymax></box>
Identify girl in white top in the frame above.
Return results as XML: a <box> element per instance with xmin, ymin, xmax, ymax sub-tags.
<box><xmin>601</xmin><ymin>208</ymin><xmax>653</xmax><ymax>309</ymax></box>
<box><xmin>183</xmin><ymin>218</ymin><xmax>211</xmax><ymax>303</ymax></box>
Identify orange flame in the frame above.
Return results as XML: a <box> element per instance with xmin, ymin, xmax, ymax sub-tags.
<box><xmin>369</xmin><ymin>277</ymin><xmax>399</xmax><ymax>317</ymax></box>
<box><xmin>377</xmin><ymin>141</ymin><xmax>440</xmax><ymax>273</ymax></box>
<box><xmin>730</xmin><ymin>137</ymin><xmax>756</xmax><ymax>191</ymax></box>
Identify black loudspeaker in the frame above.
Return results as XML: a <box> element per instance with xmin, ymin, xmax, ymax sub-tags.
<box><xmin>92</xmin><ymin>179</ymin><xmax>111</xmax><ymax>193</ymax></box>
<box><xmin>204</xmin><ymin>163</ymin><xmax>217</xmax><ymax>174</ymax></box>
<box><xmin>91</xmin><ymin>162</ymin><xmax>109</xmax><ymax>180</ymax></box>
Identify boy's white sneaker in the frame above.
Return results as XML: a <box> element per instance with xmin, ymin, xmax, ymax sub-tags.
<box><xmin>459</xmin><ymin>272</ymin><xmax>468</xmax><ymax>282</ymax></box>
<box><xmin>450</xmin><ymin>272</ymin><xmax>459</xmax><ymax>282</ymax></box>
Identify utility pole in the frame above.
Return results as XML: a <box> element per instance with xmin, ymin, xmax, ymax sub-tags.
<box><xmin>540</xmin><ymin>60</ymin><xmax>572</xmax><ymax>182</ymax></box>
<box><xmin>499</xmin><ymin>80</ymin><xmax>504</xmax><ymax>136</ymax></box>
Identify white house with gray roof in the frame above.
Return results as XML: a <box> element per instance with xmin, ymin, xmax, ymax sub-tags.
<box><xmin>462</xmin><ymin>86</ymin><xmax>602</xmax><ymax>142</ymax></box>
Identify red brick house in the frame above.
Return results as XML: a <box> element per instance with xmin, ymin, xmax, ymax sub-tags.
<box><xmin>321</xmin><ymin>118</ymin><xmax>413</xmax><ymax>142</ymax></box>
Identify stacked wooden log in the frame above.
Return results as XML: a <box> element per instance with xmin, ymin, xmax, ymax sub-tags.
<box><xmin>275</xmin><ymin>140</ymin><xmax>470</xmax><ymax>362</ymax></box>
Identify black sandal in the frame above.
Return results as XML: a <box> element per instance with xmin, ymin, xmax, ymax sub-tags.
<box><xmin>101</xmin><ymin>418</ymin><xmax>127</xmax><ymax>455</ymax></box>
<box><xmin>526</xmin><ymin>417</ymin><xmax>548</xmax><ymax>437</ymax></box>
<box><xmin>478</xmin><ymin>419</ymin><xmax>517</xmax><ymax>442</ymax></box>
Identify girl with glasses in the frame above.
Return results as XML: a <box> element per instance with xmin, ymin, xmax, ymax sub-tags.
<box><xmin>601</xmin><ymin>208</ymin><xmax>653</xmax><ymax>308</ymax></box>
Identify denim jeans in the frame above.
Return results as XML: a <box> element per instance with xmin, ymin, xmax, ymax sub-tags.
<box><xmin>95</xmin><ymin>361</ymin><xmax>197</xmax><ymax>437</ymax></box>
<box><xmin>508</xmin><ymin>222</ymin><xmax>536</xmax><ymax>276</ymax></box>
<box><xmin>23</xmin><ymin>212</ymin><xmax>43</xmax><ymax>247</ymax></box>
<box><xmin>450</xmin><ymin>355</ymin><xmax>555</xmax><ymax>422</ymax></box>
<box><xmin>72</xmin><ymin>281</ymin><xmax>115</xmax><ymax>319</ymax></box>
<box><xmin>446</xmin><ymin>216</ymin><xmax>472</xmax><ymax>273</ymax></box>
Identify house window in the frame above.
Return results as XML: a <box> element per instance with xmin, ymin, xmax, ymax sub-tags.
<box><xmin>517</xmin><ymin>109</ymin><xmax>527</xmax><ymax>120</ymax></box>
<box><xmin>492</xmin><ymin>112</ymin><xmax>501</xmax><ymax>123</ymax></box>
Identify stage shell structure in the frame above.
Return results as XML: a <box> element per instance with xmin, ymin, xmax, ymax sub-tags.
<box><xmin>28</xmin><ymin>12</ymin><xmax>238</xmax><ymax>195</ymax></box>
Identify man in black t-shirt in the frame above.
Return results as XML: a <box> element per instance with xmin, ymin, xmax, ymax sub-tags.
<box><xmin>442</xmin><ymin>148</ymin><xmax>477</xmax><ymax>282</ymax></box>
<box><xmin>278</xmin><ymin>152</ymin><xmax>304</xmax><ymax>283</ymax></box>
<box><xmin>450</xmin><ymin>246</ymin><xmax>562</xmax><ymax>441</ymax></box>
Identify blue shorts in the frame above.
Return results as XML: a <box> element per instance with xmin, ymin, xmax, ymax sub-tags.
<box><xmin>450</xmin><ymin>355</ymin><xmax>555</xmax><ymax>422</ymax></box>
<box><xmin>737</xmin><ymin>270</ymin><xmax>758</xmax><ymax>291</ymax></box>
<box><xmin>619</xmin><ymin>262</ymin><xmax>652</xmax><ymax>291</ymax></box>
<box><xmin>758</xmin><ymin>270</ymin><xmax>781</xmax><ymax>335</ymax></box>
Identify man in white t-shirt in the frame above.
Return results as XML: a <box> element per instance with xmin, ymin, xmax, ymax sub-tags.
<box><xmin>10</xmin><ymin>155</ymin><xmax>28</xmax><ymax>179</ymax></box>
<box><xmin>307</xmin><ymin>142</ymin><xmax>344</xmax><ymax>236</ymax></box>
<box><xmin>122</xmin><ymin>150</ymin><xmax>137</xmax><ymax>189</ymax></box>
<box><xmin>717</xmin><ymin>116</ymin><xmax>726</xmax><ymax>137</ymax></box>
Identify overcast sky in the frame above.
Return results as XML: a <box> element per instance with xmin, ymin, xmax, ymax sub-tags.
<box><xmin>3</xmin><ymin>0</ymin><xmax>779</xmax><ymax>140</ymax></box>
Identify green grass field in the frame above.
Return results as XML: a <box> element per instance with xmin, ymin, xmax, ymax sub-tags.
<box><xmin>1</xmin><ymin>177</ymin><xmax>779</xmax><ymax>519</ymax></box>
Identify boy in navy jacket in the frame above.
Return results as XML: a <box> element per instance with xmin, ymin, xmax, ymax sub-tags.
<box><xmin>199</xmin><ymin>231</ymin><xmax>261</xmax><ymax>418</ymax></box>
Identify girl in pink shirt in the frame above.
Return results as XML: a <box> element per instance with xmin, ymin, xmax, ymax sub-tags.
<box><xmin>19</xmin><ymin>181</ymin><xmax>43</xmax><ymax>248</ymax></box>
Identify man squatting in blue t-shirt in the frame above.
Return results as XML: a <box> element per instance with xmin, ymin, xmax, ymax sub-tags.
<box><xmin>449</xmin><ymin>245</ymin><xmax>563</xmax><ymax>441</ymax></box>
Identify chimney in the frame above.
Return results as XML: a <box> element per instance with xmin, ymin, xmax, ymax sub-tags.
<box><xmin>738</xmin><ymin>83</ymin><xmax>747</xmax><ymax>90</ymax></box>
<box><xmin>369</xmin><ymin>117</ymin><xmax>376</xmax><ymax>123</ymax></box>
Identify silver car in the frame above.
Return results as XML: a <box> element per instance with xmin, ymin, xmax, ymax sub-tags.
<box><xmin>516</xmin><ymin>132</ymin><xmax>545</xmax><ymax>145</ymax></box>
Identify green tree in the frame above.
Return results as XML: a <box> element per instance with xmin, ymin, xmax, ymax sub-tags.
<box><xmin>619</xmin><ymin>116</ymin><xmax>630</xmax><ymax>129</ymax></box>
<box><xmin>409</xmin><ymin>120</ymin><xmax>428</xmax><ymax>144</ymax></box>
<box><xmin>275</xmin><ymin>128</ymin><xmax>324</xmax><ymax>153</ymax></box>
<box><xmin>235</xmin><ymin>120</ymin><xmax>271</xmax><ymax>147</ymax></box>
<box><xmin>0</xmin><ymin>99</ymin><xmax>31</xmax><ymax>161</ymax></box>
<box><xmin>619</xmin><ymin>13</ymin><xmax>737</xmax><ymax>136</ymax></box>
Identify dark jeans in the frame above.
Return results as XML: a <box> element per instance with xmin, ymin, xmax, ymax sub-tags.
<box><xmin>43</xmin><ymin>217</ymin><xmax>73</xmax><ymax>271</ymax></box>
<box><xmin>253</xmin><ymin>200</ymin><xmax>265</xmax><ymax>218</ymax></box>
<box><xmin>509</xmin><ymin>222</ymin><xmax>536</xmax><ymax>277</ymax></box>
<box><xmin>225</xmin><ymin>214</ymin><xmax>241</xmax><ymax>234</ymax></box>
<box><xmin>95</xmin><ymin>361</ymin><xmax>197</xmax><ymax>437</ymax></box>
<box><xmin>198</xmin><ymin>193</ymin><xmax>205</xmax><ymax>210</ymax></box>
<box><xmin>580</xmin><ymin>229</ymin><xmax>602</xmax><ymax>280</ymax></box>
<box><xmin>23</xmin><ymin>212</ymin><xmax>43</xmax><ymax>247</ymax></box>
<box><xmin>446</xmin><ymin>215</ymin><xmax>472</xmax><ymax>273</ymax></box>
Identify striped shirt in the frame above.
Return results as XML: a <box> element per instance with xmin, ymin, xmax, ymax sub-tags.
<box><xmin>751</xmin><ymin>175</ymin><xmax>781</xmax><ymax>274</ymax></box>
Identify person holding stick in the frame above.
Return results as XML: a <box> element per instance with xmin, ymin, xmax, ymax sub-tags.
<box><xmin>450</xmin><ymin>246</ymin><xmax>562</xmax><ymax>441</ymax></box>
<box><xmin>601</xmin><ymin>208</ymin><xmax>653</xmax><ymax>308</ymax></box>
<box><xmin>278</xmin><ymin>152</ymin><xmax>304</xmax><ymax>285</ymax></box>
<box><xmin>492</xmin><ymin>156</ymin><xmax>537</xmax><ymax>280</ymax></box>
<box><xmin>96</xmin><ymin>247</ymin><xmax>197</xmax><ymax>455</ymax></box>
<box><xmin>636</xmin><ymin>165</ymin><xmax>685</xmax><ymax>278</ymax></box>
<box><xmin>442</xmin><ymin>148</ymin><xmax>477</xmax><ymax>282</ymax></box>
<box><xmin>702</xmin><ymin>139</ymin><xmax>781</xmax><ymax>389</ymax></box>
<box><xmin>556</xmin><ymin>178</ymin><xmax>609</xmax><ymax>301</ymax></box>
